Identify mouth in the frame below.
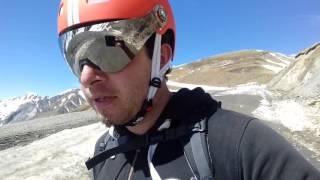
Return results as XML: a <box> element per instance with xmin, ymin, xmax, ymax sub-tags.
<box><xmin>95</xmin><ymin>96</ymin><xmax>114</xmax><ymax>102</ymax></box>
<box><xmin>93</xmin><ymin>96</ymin><xmax>117</xmax><ymax>110</ymax></box>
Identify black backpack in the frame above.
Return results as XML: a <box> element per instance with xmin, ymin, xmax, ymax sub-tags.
<box><xmin>85</xmin><ymin>115</ymin><xmax>215</xmax><ymax>180</ymax></box>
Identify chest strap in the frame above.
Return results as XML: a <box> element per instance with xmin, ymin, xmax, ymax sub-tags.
<box><xmin>85</xmin><ymin>118</ymin><xmax>207</xmax><ymax>170</ymax></box>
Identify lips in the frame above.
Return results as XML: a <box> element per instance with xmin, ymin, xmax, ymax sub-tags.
<box><xmin>95</xmin><ymin>96</ymin><xmax>113</xmax><ymax>102</ymax></box>
<box><xmin>93</xmin><ymin>96</ymin><xmax>117</xmax><ymax>110</ymax></box>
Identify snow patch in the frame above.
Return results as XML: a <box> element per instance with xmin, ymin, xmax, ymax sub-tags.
<box><xmin>211</xmin><ymin>60</ymin><xmax>233</xmax><ymax>68</ymax></box>
<box><xmin>167</xmin><ymin>81</ymin><xmax>271</xmax><ymax>102</ymax></box>
<box><xmin>215</xmin><ymin>82</ymin><xmax>268</xmax><ymax>97</ymax></box>
<box><xmin>167</xmin><ymin>80</ymin><xmax>228</xmax><ymax>91</ymax></box>
<box><xmin>58</xmin><ymin>88</ymin><xmax>77</xmax><ymax>96</ymax></box>
<box><xmin>173</xmin><ymin>63</ymin><xmax>187</xmax><ymax>68</ymax></box>
<box><xmin>168</xmin><ymin>81</ymin><xmax>269</xmax><ymax>97</ymax></box>
<box><xmin>59</xmin><ymin>98</ymin><xmax>67</xmax><ymax>107</ymax></box>
<box><xmin>264</xmin><ymin>58</ymin><xmax>288</xmax><ymax>68</ymax></box>
<box><xmin>70</xmin><ymin>100</ymin><xmax>77</xmax><ymax>107</ymax></box>
<box><xmin>269</xmin><ymin>52</ymin><xmax>291</xmax><ymax>65</ymax></box>
<box><xmin>0</xmin><ymin>123</ymin><xmax>106</xmax><ymax>180</ymax></box>
<box><xmin>261</xmin><ymin>64</ymin><xmax>283</xmax><ymax>73</ymax></box>
<box><xmin>253</xmin><ymin>100</ymin><xmax>311</xmax><ymax>132</ymax></box>
<box><xmin>78</xmin><ymin>90</ymin><xmax>85</xmax><ymax>100</ymax></box>
<box><xmin>68</xmin><ymin>93</ymin><xmax>75</xmax><ymax>99</ymax></box>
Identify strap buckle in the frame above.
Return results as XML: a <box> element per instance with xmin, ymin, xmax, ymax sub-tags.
<box><xmin>150</xmin><ymin>77</ymin><xmax>161</xmax><ymax>88</ymax></box>
<box><xmin>192</xmin><ymin>118</ymin><xmax>207</xmax><ymax>132</ymax></box>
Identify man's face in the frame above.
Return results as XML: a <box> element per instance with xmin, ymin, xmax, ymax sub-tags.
<box><xmin>80</xmin><ymin>47</ymin><xmax>151</xmax><ymax>126</ymax></box>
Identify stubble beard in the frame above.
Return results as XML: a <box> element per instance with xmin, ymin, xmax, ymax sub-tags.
<box><xmin>82</xmin><ymin>88</ymin><xmax>123</xmax><ymax>127</ymax></box>
<box><xmin>94</xmin><ymin>97</ymin><xmax>144</xmax><ymax>127</ymax></box>
<box><xmin>95</xmin><ymin>111</ymin><xmax>112</xmax><ymax>127</ymax></box>
<box><xmin>93</xmin><ymin>101</ymin><xmax>136</xmax><ymax>127</ymax></box>
<box><xmin>94</xmin><ymin>108</ymin><xmax>134</xmax><ymax>127</ymax></box>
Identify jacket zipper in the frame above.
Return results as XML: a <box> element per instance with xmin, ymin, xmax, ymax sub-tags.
<box><xmin>127</xmin><ymin>149</ymin><xmax>140</xmax><ymax>180</ymax></box>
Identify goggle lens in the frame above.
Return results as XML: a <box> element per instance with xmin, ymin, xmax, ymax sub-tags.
<box><xmin>58</xmin><ymin>5</ymin><xmax>167</xmax><ymax>79</ymax></box>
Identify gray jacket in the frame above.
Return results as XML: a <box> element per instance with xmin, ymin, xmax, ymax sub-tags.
<box><xmin>92</xmin><ymin>87</ymin><xmax>320</xmax><ymax>180</ymax></box>
<box><xmin>92</xmin><ymin>109</ymin><xmax>320</xmax><ymax>180</ymax></box>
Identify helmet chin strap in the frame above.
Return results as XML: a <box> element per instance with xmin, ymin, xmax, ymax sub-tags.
<box><xmin>123</xmin><ymin>33</ymin><xmax>171</xmax><ymax>127</ymax></box>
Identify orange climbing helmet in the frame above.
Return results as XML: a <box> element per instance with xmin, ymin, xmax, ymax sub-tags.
<box><xmin>57</xmin><ymin>0</ymin><xmax>175</xmax><ymax>78</ymax></box>
<box><xmin>58</xmin><ymin>0</ymin><xmax>175</xmax><ymax>36</ymax></box>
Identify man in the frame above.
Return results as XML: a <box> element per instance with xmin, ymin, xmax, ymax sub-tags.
<box><xmin>57</xmin><ymin>0</ymin><xmax>320</xmax><ymax>179</ymax></box>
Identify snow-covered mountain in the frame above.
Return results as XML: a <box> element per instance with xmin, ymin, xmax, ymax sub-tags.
<box><xmin>0</xmin><ymin>89</ymin><xmax>87</xmax><ymax>126</ymax></box>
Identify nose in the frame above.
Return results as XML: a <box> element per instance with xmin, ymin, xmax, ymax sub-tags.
<box><xmin>80</xmin><ymin>64</ymin><xmax>105</xmax><ymax>87</ymax></box>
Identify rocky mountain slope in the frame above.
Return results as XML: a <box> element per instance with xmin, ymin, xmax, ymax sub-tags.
<box><xmin>264</xmin><ymin>43</ymin><xmax>320</xmax><ymax>138</ymax></box>
<box><xmin>169</xmin><ymin>50</ymin><xmax>293</xmax><ymax>86</ymax></box>
<box><xmin>268</xmin><ymin>43</ymin><xmax>320</xmax><ymax>98</ymax></box>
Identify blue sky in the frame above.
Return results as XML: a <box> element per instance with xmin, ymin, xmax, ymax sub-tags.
<box><xmin>0</xmin><ymin>0</ymin><xmax>319</xmax><ymax>100</ymax></box>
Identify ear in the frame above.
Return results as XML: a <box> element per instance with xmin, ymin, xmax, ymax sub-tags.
<box><xmin>160</xmin><ymin>43</ymin><xmax>173</xmax><ymax>68</ymax></box>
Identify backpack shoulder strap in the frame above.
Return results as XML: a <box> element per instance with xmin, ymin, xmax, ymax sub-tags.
<box><xmin>93</xmin><ymin>130</ymin><xmax>111</xmax><ymax>178</ymax></box>
<box><xmin>94</xmin><ymin>130</ymin><xmax>112</xmax><ymax>155</ymax></box>
<box><xmin>179</xmin><ymin>117</ymin><xmax>215</xmax><ymax>180</ymax></box>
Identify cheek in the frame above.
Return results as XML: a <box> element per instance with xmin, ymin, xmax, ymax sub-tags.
<box><xmin>120</xmin><ymin>61</ymin><xmax>151</xmax><ymax>98</ymax></box>
<box><xmin>118</xmin><ymin>66</ymin><xmax>150</xmax><ymax>112</ymax></box>
<box><xmin>122</xmin><ymin>72</ymin><xmax>149</xmax><ymax>101</ymax></box>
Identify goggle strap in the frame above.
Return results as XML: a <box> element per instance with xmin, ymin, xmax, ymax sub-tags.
<box><xmin>147</xmin><ymin>33</ymin><xmax>171</xmax><ymax>101</ymax></box>
<box><xmin>147</xmin><ymin>33</ymin><xmax>162</xmax><ymax>100</ymax></box>
<box><xmin>152</xmin><ymin>34</ymin><xmax>161</xmax><ymax>78</ymax></box>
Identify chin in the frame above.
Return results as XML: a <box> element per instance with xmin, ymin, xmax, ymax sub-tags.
<box><xmin>95</xmin><ymin>112</ymin><xmax>112</xmax><ymax>127</ymax></box>
<box><xmin>95</xmin><ymin>110</ymin><xmax>130</xmax><ymax>127</ymax></box>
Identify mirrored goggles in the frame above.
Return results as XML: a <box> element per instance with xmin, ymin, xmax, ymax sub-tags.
<box><xmin>58</xmin><ymin>5</ymin><xmax>167</xmax><ymax>78</ymax></box>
